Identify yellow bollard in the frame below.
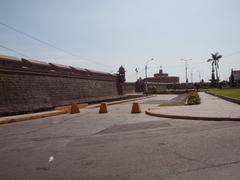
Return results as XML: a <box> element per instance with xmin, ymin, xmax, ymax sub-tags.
<box><xmin>131</xmin><ymin>102</ymin><xmax>141</xmax><ymax>113</ymax></box>
<box><xmin>99</xmin><ymin>102</ymin><xmax>108</xmax><ymax>113</ymax></box>
<box><xmin>70</xmin><ymin>104</ymin><xmax>80</xmax><ymax>114</ymax></box>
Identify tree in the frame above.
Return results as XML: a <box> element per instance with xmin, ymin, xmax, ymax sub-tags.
<box><xmin>208</xmin><ymin>60</ymin><xmax>216</xmax><ymax>87</ymax></box>
<box><xmin>207</xmin><ymin>52</ymin><xmax>222</xmax><ymax>86</ymax></box>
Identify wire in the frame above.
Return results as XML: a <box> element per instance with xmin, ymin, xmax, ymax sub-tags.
<box><xmin>0</xmin><ymin>44</ymin><xmax>32</xmax><ymax>59</ymax></box>
<box><xmin>1</xmin><ymin>21</ymin><xmax>239</xmax><ymax>76</ymax></box>
<box><xmin>0</xmin><ymin>21</ymin><xmax>114</xmax><ymax>69</ymax></box>
<box><xmin>224</xmin><ymin>50</ymin><xmax>240</xmax><ymax>58</ymax></box>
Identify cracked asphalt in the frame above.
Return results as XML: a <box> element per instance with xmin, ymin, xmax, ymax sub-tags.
<box><xmin>1</xmin><ymin>94</ymin><xmax>240</xmax><ymax>180</ymax></box>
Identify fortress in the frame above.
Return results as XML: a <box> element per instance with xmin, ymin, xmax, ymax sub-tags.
<box><xmin>0</xmin><ymin>55</ymin><xmax>136</xmax><ymax>116</ymax></box>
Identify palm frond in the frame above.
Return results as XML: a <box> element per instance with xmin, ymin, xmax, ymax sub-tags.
<box><xmin>211</xmin><ymin>53</ymin><xmax>215</xmax><ymax>59</ymax></box>
<box><xmin>211</xmin><ymin>52</ymin><xmax>222</xmax><ymax>60</ymax></box>
<box><xmin>217</xmin><ymin>55</ymin><xmax>222</xmax><ymax>59</ymax></box>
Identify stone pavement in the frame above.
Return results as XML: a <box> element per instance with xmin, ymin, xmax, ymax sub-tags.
<box><xmin>146</xmin><ymin>92</ymin><xmax>240</xmax><ymax>120</ymax></box>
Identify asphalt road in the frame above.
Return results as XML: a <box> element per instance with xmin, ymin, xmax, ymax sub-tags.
<box><xmin>1</xmin><ymin>95</ymin><xmax>240</xmax><ymax>180</ymax></box>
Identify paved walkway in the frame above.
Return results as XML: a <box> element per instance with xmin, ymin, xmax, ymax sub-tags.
<box><xmin>146</xmin><ymin>92</ymin><xmax>240</xmax><ymax>120</ymax></box>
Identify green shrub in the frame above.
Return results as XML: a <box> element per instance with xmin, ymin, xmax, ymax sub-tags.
<box><xmin>187</xmin><ymin>91</ymin><xmax>201</xmax><ymax>105</ymax></box>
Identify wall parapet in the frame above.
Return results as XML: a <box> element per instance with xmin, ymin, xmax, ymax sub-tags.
<box><xmin>0</xmin><ymin>55</ymin><xmax>116</xmax><ymax>81</ymax></box>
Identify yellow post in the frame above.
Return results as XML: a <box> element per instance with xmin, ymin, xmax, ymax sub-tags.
<box><xmin>70</xmin><ymin>104</ymin><xmax>80</xmax><ymax>114</ymax></box>
<box><xmin>131</xmin><ymin>102</ymin><xmax>141</xmax><ymax>113</ymax></box>
<box><xmin>99</xmin><ymin>102</ymin><xmax>108</xmax><ymax>113</ymax></box>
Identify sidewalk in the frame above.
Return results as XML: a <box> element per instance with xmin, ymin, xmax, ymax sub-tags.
<box><xmin>146</xmin><ymin>92</ymin><xmax>240</xmax><ymax>121</ymax></box>
<box><xmin>0</xmin><ymin>95</ymin><xmax>155</xmax><ymax>125</ymax></box>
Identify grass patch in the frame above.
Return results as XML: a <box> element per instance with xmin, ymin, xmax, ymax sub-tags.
<box><xmin>207</xmin><ymin>89</ymin><xmax>240</xmax><ymax>100</ymax></box>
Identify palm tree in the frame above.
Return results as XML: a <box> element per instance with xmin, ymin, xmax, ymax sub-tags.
<box><xmin>207</xmin><ymin>59</ymin><xmax>215</xmax><ymax>86</ymax></box>
<box><xmin>207</xmin><ymin>52</ymin><xmax>222</xmax><ymax>84</ymax></box>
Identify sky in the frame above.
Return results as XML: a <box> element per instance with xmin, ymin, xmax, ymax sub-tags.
<box><xmin>0</xmin><ymin>0</ymin><xmax>240</xmax><ymax>82</ymax></box>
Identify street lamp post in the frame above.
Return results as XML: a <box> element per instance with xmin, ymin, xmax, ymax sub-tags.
<box><xmin>191</xmin><ymin>67</ymin><xmax>195</xmax><ymax>84</ymax></box>
<box><xmin>145</xmin><ymin>58</ymin><xmax>154</xmax><ymax>94</ymax></box>
<box><xmin>197</xmin><ymin>70</ymin><xmax>201</xmax><ymax>82</ymax></box>
<box><xmin>180</xmin><ymin>59</ymin><xmax>192</xmax><ymax>87</ymax></box>
<box><xmin>135</xmin><ymin>68</ymin><xmax>138</xmax><ymax>81</ymax></box>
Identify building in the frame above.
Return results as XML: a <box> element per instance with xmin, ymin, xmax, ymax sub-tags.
<box><xmin>229</xmin><ymin>69</ymin><xmax>240</xmax><ymax>87</ymax></box>
<box><xmin>143</xmin><ymin>68</ymin><xmax>180</xmax><ymax>91</ymax></box>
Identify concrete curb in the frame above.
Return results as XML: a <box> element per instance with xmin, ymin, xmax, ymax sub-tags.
<box><xmin>55</xmin><ymin>103</ymin><xmax>88</xmax><ymax>112</ymax></box>
<box><xmin>0</xmin><ymin>110</ymin><xmax>67</xmax><ymax>125</ymax></box>
<box><xmin>145</xmin><ymin>110</ymin><xmax>240</xmax><ymax>121</ymax></box>
<box><xmin>87</xmin><ymin>95</ymin><xmax>156</xmax><ymax>108</ymax></box>
<box><xmin>205</xmin><ymin>92</ymin><xmax>240</xmax><ymax>105</ymax></box>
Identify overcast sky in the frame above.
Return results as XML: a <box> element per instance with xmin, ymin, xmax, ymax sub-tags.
<box><xmin>0</xmin><ymin>0</ymin><xmax>240</xmax><ymax>82</ymax></box>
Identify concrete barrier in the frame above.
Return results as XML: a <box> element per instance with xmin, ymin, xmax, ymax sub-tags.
<box><xmin>99</xmin><ymin>103</ymin><xmax>108</xmax><ymax>113</ymax></box>
<box><xmin>70</xmin><ymin>104</ymin><xmax>80</xmax><ymax>114</ymax></box>
<box><xmin>131</xmin><ymin>102</ymin><xmax>141</xmax><ymax>113</ymax></box>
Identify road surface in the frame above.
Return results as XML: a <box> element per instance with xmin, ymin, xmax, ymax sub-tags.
<box><xmin>0</xmin><ymin>94</ymin><xmax>240</xmax><ymax>180</ymax></box>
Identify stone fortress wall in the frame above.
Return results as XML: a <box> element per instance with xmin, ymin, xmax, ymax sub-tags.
<box><xmin>0</xmin><ymin>55</ymin><xmax>136</xmax><ymax>116</ymax></box>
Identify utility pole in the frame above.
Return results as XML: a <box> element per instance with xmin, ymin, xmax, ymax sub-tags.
<box><xmin>197</xmin><ymin>70</ymin><xmax>201</xmax><ymax>82</ymax></box>
<box><xmin>145</xmin><ymin>58</ymin><xmax>154</xmax><ymax>94</ymax></box>
<box><xmin>135</xmin><ymin>68</ymin><xmax>138</xmax><ymax>80</ymax></box>
<box><xmin>191</xmin><ymin>67</ymin><xmax>195</xmax><ymax>83</ymax></box>
<box><xmin>145</xmin><ymin>65</ymin><xmax>147</xmax><ymax>79</ymax></box>
<box><xmin>180</xmin><ymin>59</ymin><xmax>192</xmax><ymax>86</ymax></box>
